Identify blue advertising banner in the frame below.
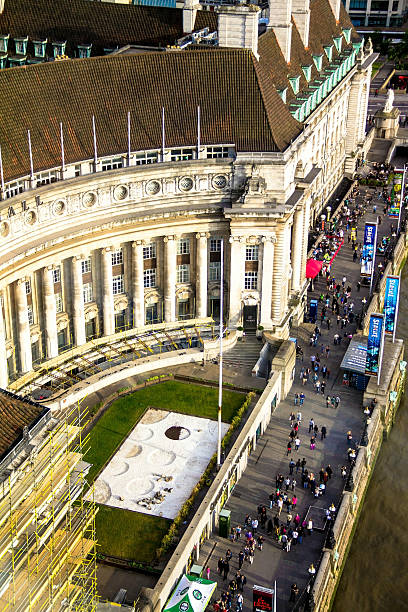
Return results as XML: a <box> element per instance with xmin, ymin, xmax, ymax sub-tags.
<box><xmin>360</xmin><ymin>223</ymin><xmax>377</xmax><ymax>277</ymax></box>
<box><xmin>365</xmin><ymin>314</ymin><xmax>384</xmax><ymax>376</ymax></box>
<box><xmin>384</xmin><ymin>275</ymin><xmax>400</xmax><ymax>336</ymax></box>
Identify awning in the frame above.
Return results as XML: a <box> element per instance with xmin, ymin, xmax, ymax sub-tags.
<box><xmin>306</xmin><ymin>258</ymin><xmax>323</xmax><ymax>279</ymax></box>
<box><xmin>340</xmin><ymin>337</ymin><xmax>368</xmax><ymax>374</ymax></box>
<box><xmin>164</xmin><ymin>575</ymin><xmax>217</xmax><ymax>612</ymax></box>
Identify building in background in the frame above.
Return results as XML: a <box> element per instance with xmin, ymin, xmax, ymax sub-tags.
<box><xmin>342</xmin><ymin>0</ymin><xmax>408</xmax><ymax>27</ymax></box>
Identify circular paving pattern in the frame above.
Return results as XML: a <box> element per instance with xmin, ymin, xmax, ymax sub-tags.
<box><xmin>108</xmin><ymin>459</ymin><xmax>129</xmax><ymax>476</ymax></box>
<box><xmin>149</xmin><ymin>449</ymin><xmax>176</xmax><ymax>466</ymax></box>
<box><xmin>126</xmin><ymin>477</ymin><xmax>154</xmax><ymax>496</ymax></box>
<box><xmin>165</xmin><ymin>426</ymin><xmax>191</xmax><ymax>440</ymax></box>
<box><xmin>131</xmin><ymin>427</ymin><xmax>154</xmax><ymax>442</ymax></box>
<box><xmin>125</xmin><ymin>444</ymin><xmax>142</xmax><ymax>458</ymax></box>
<box><xmin>93</xmin><ymin>480</ymin><xmax>112</xmax><ymax>504</ymax></box>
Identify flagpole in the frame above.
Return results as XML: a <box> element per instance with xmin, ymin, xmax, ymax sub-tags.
<box><xmin>60</xmin><ymin>122</ymin><xmax>65</xmax><ymax>173</ymax></box>
<box><xmin>217</xmin><ymin>239</ymin><xmax>224</xmax><ymax>470</ymax></box>
<box><xmin>162</xmin><ymin>107</ymin><xmax>165</xmax><ymax>162</ymax></box>
<box><xmin>0</xmin><ymin>144</ymin><xmax>4</xmax><ymax>194</ymax></box>
<box><xmin>27</xmin><ymin>130</ymin><xmax>34</xmax><ymax>182</ymax></box>
<box><xmin>197</xmin><ymin>105</ymin><xmax>201</xmax><ymax>158</ymax></box>
<box><xmin>127</xmin><ymin>111</ymin><xmax>131</xmax><ymax>166</ymax></box>
<box><xmin>92</xmin><ymin>115</ymin><xmax>98</xmax><ymax>166</ymax></box>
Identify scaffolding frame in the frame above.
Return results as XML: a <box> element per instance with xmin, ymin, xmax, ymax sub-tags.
<box><xmin>0</xmin><ymin>403</ymin><xmax>97</xmax><ymax>611</ymax></box>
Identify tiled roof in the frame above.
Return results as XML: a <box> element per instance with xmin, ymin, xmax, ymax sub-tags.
<box><xmin>0</xmin><ymin>50</ymin><xmax>301</xmax><ymax>182</ymax></box>
<box><xmin>0</xmin><ymin>389</ymin><xmax>47</xmax><ymax>459</ymax></box>
<box><xmin>0</xmin><ymin>0</ymin><xmax>217</xmax><ymax>56</ymax></box>
<box><xmin>258</xmin><ymin>0</ymin><xmax>358</xmax><ymax>105</ymax></box>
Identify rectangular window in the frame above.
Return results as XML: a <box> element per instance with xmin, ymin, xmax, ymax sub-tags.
<box><xmin>81</xmin><ymin>258</ymin><xmax>91</xmax><ymax>274</ymax></box>
<box><xmin>25</xmin><ymin>280</ymin><xmax>31</xmax><ymax>295</ymax></box>
<box><xmin>143</xmin><ymin>243</ymin><xmax>156</xmax><ymax>259</ymax></box>
<box><xmin>74</xmin><ymin>164</ymin><xmax>81</xmax><ymax>177</ymax></box>
<box><xmin>135</xmin><ymin>151</ymin><xmax>159</xmax><ymax>165</ymax></box>
<box><xmin>101</xmin><ymin>157</ymin><xmax>124</xmax><ymax>172</ymax></box>
<box><xmin>143</xmin><ymin>268</ymin><xmax>156</xmax><ymax>288</ymax></box>
<box><xmin>209</xmin><ymin>261</ymin><xmax>221</xmax><ymax>281</ymax></box>
<box><xmin>36</xmin><ymin>170</ymin><xmax>58</xmax><ymax>187</ymax></box>
<box><xmin>246</xmin><ymin>245</ymin><xmax>259</xmax><ymax>261</ymax></box>
<box><xmin>210</xmin><ymin>238</ymin><xmax>222</xmax><ymax>252</ymax></box>
<box><xmin>206</xmin><ymin>146</ymin><xmax>230</xmax><ymax>159</ymax></box>
<box><xmin>55</xmin><ymin>292</ymin><xmax>63</xmax><ymax>313</ymax></box>
<box><xmin>177</xmin><ymin>238</ymin><xmax>190</xmax><ymax>255</ymax></box>
<box><xmin>27</xmin><ymin>305</ymin><xmax>34</xmax><ymax>325</ymax></box>
<box><xmin>244</xmin><ymin>271</ymin><xmax>258</xmax><ymax>290</ymax></box>
<box><xmin>52</xmin><ymin>267</ymin><xmax>61</xmax><ymax>284</ymax></box>
<box><xmin>111</xmin><ymin>249</ymin><xmax>123</xmax><ymax>266</ymax></box>
<box><xmin>177</xmin><ymin>264</ymin><xmax>190</xmax><ymax>283</ymax></box>
<box><xmin>112</xmin><ymin>274</ymin><xmax>124</xmax><ymax>295</ymax></box>
<box><xmin>83</xmin><ymin>283</ymin><xmax>93</xmax><ymax>303</ymax></box>
<box><xmin>170</xmin><ymin>148</ymin><xmax>194</xmax><ymax>162</ymax></box>
<box><xmin>5</xmin><ymin>180</ymin><xmax>24</xmax><ymax>199</ymax></box>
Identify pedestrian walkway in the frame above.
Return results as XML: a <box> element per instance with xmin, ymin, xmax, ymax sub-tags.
<box><xmin>198</xmin><ymin>185</ymin><xmax>397</xmax><ymax>611</ymax></box>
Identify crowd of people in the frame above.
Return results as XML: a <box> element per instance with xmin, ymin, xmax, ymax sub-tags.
<box><xmin>209</xmin><ymin>181</ymin><xmax>399</xmax><ymax>611</ymax></box>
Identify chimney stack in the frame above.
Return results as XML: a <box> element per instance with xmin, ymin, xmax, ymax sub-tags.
<box><xmin>292</xmin><ymin>0</ymin><xmax>310</xmax><ymax>49</ymax></box>
<box><xmin>328</xmin><ymin>0</ymin><xmax>341</xmax><ymax>22</ymax></box>
<box><xmin>183</xmin><ymin>0</ymin><xmax>200</xmax><ymax>34</ymax></box>
<box><xmin>267</xmin><ymin>0</ymin><xmax>292</xmax><ymax>64</ymax></box>
<box><xmin>217</xmin><ymin>4</ymin><xmax>261</xmax><ymax>60</ymax></box>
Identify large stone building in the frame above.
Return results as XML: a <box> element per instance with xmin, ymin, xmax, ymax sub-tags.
<box><xmin>0</xmin><ymin>0</ymin><xmax>375</xmax><ymax>391</ymax></box>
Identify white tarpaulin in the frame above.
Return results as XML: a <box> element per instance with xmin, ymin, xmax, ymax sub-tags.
<box><xmin>164</xmin><ymin>575</ymin><xmax>217</xmax><ymax>612</ymax></box>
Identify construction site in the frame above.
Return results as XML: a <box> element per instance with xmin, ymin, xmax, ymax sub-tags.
<box><xmin>0</xmin><ymin>393</ymin><xmax>97</xmax><ymax>610</ymax></box>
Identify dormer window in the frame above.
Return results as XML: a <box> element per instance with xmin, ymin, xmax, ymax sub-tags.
<box><xmin>77</xmin><ymin>44</ymin><xmax>92</xmax><ymax>59</ymax></box>
<box><xmin>14</xmin><ymin>37</ymin><xmax>28</xmax><ymax>56</ymax></box>
<box><xmin>0</xmin><ymin>35</ymin><xmax>9</xmax><ymax>53</ymax></box>
<box><xmin>52</xmin><ymin>41</ymin><xmax>67</xmax><ymax>58</ymax></box>
<box><xmin>333</xmin><ymin>36</ymin><xmax>342</xmax><ymax>53</ymax></box>
<box><xmin>278</xmin><ymin>88</ymin><xmax>287</xmax><ymax>103</ymax></box>
<box><xmin>313</xmin><ymin>54</ymin><xmax>323</xmax><ymax>71</ymax></box>
<box><xmin>33</xmin><ymin>39</ymin><xmax>47</xmax><ymax>59</ymax></box>
<box><xmin>302</xmin><ymin>65</ymin><xmax>312</xmax><ymax>82</ymax></box>
<box><xmin>342</xmin><ymin>28</ymin><xmax>352</xmax><ymax>44</ymax></box>
<box><xmin>352</xmin><ymin>41</ymin><xmax>362</xmax><ymax>53</ymax></box>
<box><xmin>324</xmin><ymin>45</ymin><xmax>333</xmax><ymax>62</ymax></box>
<box><xmin>0</xmin><ymin>54</ymin><xmax>7</xmax><ymax>69</ymax></box>
<box><xmin>289</xmin><ymin>76</ymin><xmax>300</xmax><ymax>95</ymax></box>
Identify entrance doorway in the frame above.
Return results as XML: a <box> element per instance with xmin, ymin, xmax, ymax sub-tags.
<box><xmin>243</xmin><ymin>305</ymin><xmax>257</xmax><ymax>330</ymax></box>
<box><xmin>210</xmin><ymin>298</ymin><xmax>220</xmax><ymax>321</ymax></box>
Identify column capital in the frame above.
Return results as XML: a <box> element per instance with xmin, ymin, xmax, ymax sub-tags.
<box><xmin>262</xmin><ymin>233</ymin><xmax>277</xmax><ymax>244</ymax></box>
<box><xmin>72</xmin><ymin>254</ymin><xmax>85</xmax><ymax>262</ymax></box>
<box><xmin>163</xmin><ymin>235</ymin><xmax>178</xmax><ymax>243</ymax></box>
<box><xmin>132</xmin><ymin>239</ymin><xmax>146</xmax><ymax>248</ymax></box>
<box><xmin>102</xmin><ymin>246</ymin><xmax>113</xmax><ymax>255</ymax></box>
<box><xmin>17</xmin><ymin>278</ymin><xmax>27</xmax><ymax>287</ymax></box>
<box><xmin>196</xmin><ymin>232</ymin><xmax>210</xmax><ymax>240</ymax></box>
<box><xmin>229</xmin><ymin>235</ymin><xmax>244</xmax><ymax>244</ymax></box>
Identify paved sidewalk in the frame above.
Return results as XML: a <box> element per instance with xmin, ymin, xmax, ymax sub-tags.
<box><xmin>197</xmin><ymin>188</ymin><xmax>397</xmax><ymax>611</ymax></box>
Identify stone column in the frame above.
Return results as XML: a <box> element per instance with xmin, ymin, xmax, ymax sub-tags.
<box><xmin>43</xmin><ymin>266</ymin><xmax>59</xmax><ymax>359</ymax></box>
<box><xmin>272</xmin><ymin>226</ymin><xmax>290</xmax><ymax>323</ymax></box>
<box><xmin>291</xmin><ymin>207</ymin><xmax>304</xmax><ymax>292</ymax></box>
<box><xmin>72</xmin><ymin>256</ymin><xmax>86</xmax><ymax>346</ymax></box>
<box><xmin>132</xmin><ymin>240</ymin><xmax>145</xmax><ymax>328</ymax></box>
<box><xmin>164</xmin><ymin>236</ymin><xmax>177</xmax><ymax>323</ymax></box>
<box><xmin>196</xmin><ymin>232</ymin><xmax>209</xmax><ymax>319</ymax></box>
<box><xmin>102</xmin><ymin>247</ymin><xmax>115</xmax><ymax>336</ymax></box>
<box><xmin>260</xmin><ymin>234</ymin><xmax>276</xmax><ymax>328</ymax></box>
<box><xmin>0</xmin><ymin>294</ymin><xmax>9</xmax><ymax>388</ymax></box>
<box><xmin>228</xmin><ymin>236</ymin><xmax>244</xmax><ymax>327</ymax></box>
<box><xmin>15</xmin><ymin>279</ymin><xmax>32</xmax><ymax>373</ymax></box>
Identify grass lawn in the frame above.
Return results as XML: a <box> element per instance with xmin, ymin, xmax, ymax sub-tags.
<box><xmin>86</xmin><ymin>380</ymin><xmax>244</xmax><ymax>483</ymax></box>
<box><xmin>86</xmin><ymin>380</ymin><xmax>246</xmax><ymax>562</ymax></box>
<box><xmin>95</xmin><ymin>505</ymin><xmax>170</xmax><ymax>563</ymax></box>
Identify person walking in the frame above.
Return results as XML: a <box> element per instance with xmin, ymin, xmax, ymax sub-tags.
<box><xmin>335</xmin><ymin>395</ymin><xmax>341</xmax><ymax>409</ymax></box>
<box><xmin>308</xmin><ymin>418</ymin><xmax>314</xmax><ymax>433</ymax></box>
<box><xmin>289</xmin><ymin>583</ymin><xmax>299</xmax><ymax>603</ymax></box>
<box><xmin>238</xmin><ymin>551</ymin><xmax>244</xmax><ymax>570</ymax></box>
<box><xmin>287</xmin><ymin>441</ymin><xmax>292</xmax><ymax>456</ymax></box>
<box><xmin>310</xmin><ymin>436</ymin><xmax>316</xmax><ymax>450</ymax></box>
<box><xmin>296</xmin><ymin>410</ymin><xmax>302</xmax><ymax>423</ymax></box>
<box><xmin>326</xmin><ymin>465</ymin><xmax>333</xmax><ymax>479</ymax></box>
<box><xmin>321</xmin><ymin>425</ymin><xmax>327</xmax><ymax>440</ymax></box>
<box><xmin>301</xmin><ymin>457</ymin><xmax>307</xmax><ymax>473</ymax></box>
<box><xmin>206</xmin><ymin>566</ymin><xmax>211</xmax><ymax>580</ymax></box>
<box><xmin>307</xmin><ymin>519</ymin><xmax>313</xmax><ymax>536</ymax></box>
<box><xmin>295</xmin><ymin>458</ymin><xmax>301</xmax><ymax>473</ymax></box>
<box><xmin>218</xmin><ymin>557</ymin><xmax>224</xmax><ymax>575</ymax></box>
<box><xmin>289</xmin><ymin>459</ymin><xmax>296</xmax><ymax>474</ymax></box>
<box><xmin>295</xmin><ymin>437</ymin><xmax>300</xmax><ymax>452</ymax></box>
<box><xmin>326</xmin><ymin>395</ymin><xmax>331</xmax><ymax>409</ymax></box>
<box><xmin>236</xmin><ymin>593</ymin><xmax>243</xmax><ymax>612</ymax></box>
<box><xmin>223</xmin><ymin>559</ymin><xmax>230</xmax><ymax>581</ymax></box>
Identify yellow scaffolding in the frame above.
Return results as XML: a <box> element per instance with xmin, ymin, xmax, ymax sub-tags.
<box><xmin>0</xmin><ymin>404</ymin><xmax>97</xmax><ymax>611</ymax></box>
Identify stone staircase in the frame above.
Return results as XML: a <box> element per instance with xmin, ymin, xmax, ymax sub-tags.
<box><xmin>223</xmin><ymin>331</ymin><xmax>263</xmax><ymax>376</ymax></box>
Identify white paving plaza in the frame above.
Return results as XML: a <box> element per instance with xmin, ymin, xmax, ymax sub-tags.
<box><xmin>93</xmin><ymin>409</ymin><xmax>229</xmax><ymax>519</ymax></box>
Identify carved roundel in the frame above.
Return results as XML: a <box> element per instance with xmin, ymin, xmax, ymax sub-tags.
<box><xmin>0</xmin><ymin>221</ymin><xmax>9</xmax><ymax>238</ymax></box>
<box><xmin>212</xmin><ymin>174</ymin><xmax>228</xmax><ymax>190</ymax></box>
<box><xmin>53</xmin><ymin>200</ymin><xmax>65</xmax><ymax>216</ymax></box>
<box><xmin>179</xmin><ymin>176</ymin><xmax>194</xmax><ymax>192</ymax></box>
<box><xmin>25</xmin><ymin>210</ymin><xmax>37</xmax><ymax>225</ymax></box>
<box><xmin>146</xmin><ymin>180</ymin><xmax>161</xmax><ymax>196</ymax></box>
<box><xmin>83</xmin><ymin>191</ymin><xmax>97</xmax><ymax>208</ymax></box>
<box><xmin>114</xmin><ymin>185</ymin><xmax>128</xmax><ymax>201</ymax></box>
